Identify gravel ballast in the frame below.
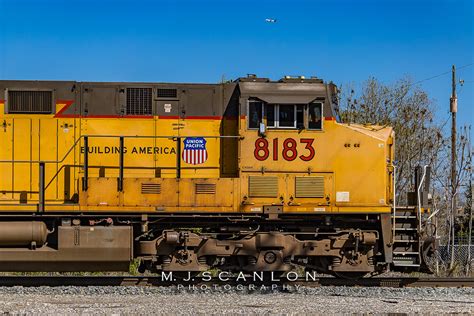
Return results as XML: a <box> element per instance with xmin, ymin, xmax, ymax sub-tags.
<box><xmin>0</xmin><ymin>286</ymin><xmax>472</xmax><ymax>314</ymax></box>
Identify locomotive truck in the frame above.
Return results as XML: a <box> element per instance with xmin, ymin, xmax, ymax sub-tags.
<box><xmin>0</xmin><ymin>75</ymin><xmax>434</xmax><ymax>277</ymax></box>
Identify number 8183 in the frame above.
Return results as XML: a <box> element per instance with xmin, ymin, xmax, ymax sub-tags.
<box><xmin>254</xmin><ymin>138</ymin><xmax>315</xmax><ymax>161</ymax></box>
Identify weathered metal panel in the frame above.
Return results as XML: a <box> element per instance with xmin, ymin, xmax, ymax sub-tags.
<box><xmin>248</xmin><ymin>176</ymin><xmax>278</xmax><ymax>197</ymax></box>
<box><xmin>179</xmin><ymin>178</ymin><xmax>234</xmax><ymax>208</ymax></box>
<box><xmin>0</xmin><ymin>226</ymin><xmax>133</xmax><ymax>272</ymax></box>
<box><xmin>141</xmin><ymin>182</ymin><xmax>161</xmax><ymax>194</ymax></box>
<box><xmin>195</xmin><ymin>183</ymin><xmax>216</xmax><ymax>194</ymax></box>
<box><xmin>126</xmin><ymin>87</ymin><xmax>152</xmax><ymax>115</ymax></box>
<box><xmin>81</xmin><ymin>178</ymin><xmax>120</xmax><ymax>207</ymax></box>
<box><xmin>295</xmin><ymin>176</ymin><xmax>325</xmax><ymax>198</ymax></box>
<box><xmin>7</xmin><ymin>90</ymin><xmax>53</xmax><ymax>114</ymax></box>
<box><xmin>122</xmin><ymin>178</ymin><xmax>178</xmax><ymax>207</ymax></box>
<box><xmin>81</xmin><ymin>84</ymin><xmax>119</xmax><ymax>116</ymax></box>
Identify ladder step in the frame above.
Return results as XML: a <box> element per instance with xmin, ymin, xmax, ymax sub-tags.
<box><xmin>394</xmin><ymin>227</ymin><xmax>418</xmax><ymax>231</ymax></box>
<box><xmin>395</xmin><ymin>206</ymin><xmax>416</xmax><ymax>210</ymax></box>
<box><xmin>393</xmin><ymin>251</ymin><xmax>420</xmax><ymax>255</ymax></box>
<box><xmin>394</xmin><ymin>240</ymin><xmax>418</xmax><ymax>243</ymax></box>
<box><xmin>392</xmin><ymin>215</ymin><xmax>417</xmax><ymax>219</ymax></box>
<box><xmin>394</xmin><ymin>210</ymin><xmax>417</xmax><ymax>216</ymax></box>
<box><xmin>393</xmin><ymin>262</ymin><xmax>420</xmax><ymax>267</ymax></box>
<box><xmin>394</xmin><ymin>247</ymin><xmax>418</xmax><ymax>252</ymax></box>
<box><xmin>393</xmin><ymin>255</ymin><xmax>420</xmax><ymax>267</ymax></box>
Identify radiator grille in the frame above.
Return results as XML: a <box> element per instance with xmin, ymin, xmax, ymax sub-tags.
<box><xmin>195</xmin><ymin>183</ymin><xmax>216</xmax><ymax>194</ymax></box>
<box><xmin>7</xmin><ymin>90</ymin><xmax>53</xmax><ymax>114</ymax></box>
<box><xmin>141</xmin><ymin>183</ymin><xmax>161</xmax><ymax>194</ymax></box>
<box><xmin>157</xmin><ymin>88</ymin><xmax>177</xmax><ymax>98</ymax></box>
<box><xmin>249</xmin><ymin>176</ymin><xmax>278</xmax><ymax>197</ymax></box>
<box><xmin>126</xmin><ymin>88</ymin><xmax>152</xmax><ymax>115</ymax></box>
<box><xmin>295</xmin><ymin>177</ymin><xmax>324</xmax><ymax>198</ymax></box>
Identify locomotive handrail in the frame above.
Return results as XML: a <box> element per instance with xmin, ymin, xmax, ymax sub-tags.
<box><xmin>1</xmin><ymin>134</ymin><xmax>242</xmax><ymax>212</ymax></box>
<box><xmin>0</xmin><ymin>134</ymin><xmax>242</xmax><ymax>164</ymax></box>
<box><xmin>416</xmin><ymin>165</ymin><xmax>428</xmax><ymax>232</ymax></box>
<box><xmin>44</xmin><ymin>164</ymin><xmax>221</xmax><ymax>190</ymax></box>
<box><xmin>392</xmin><ymin>164</ymin><xmax>397</xmax><ymax>244</ymax></box>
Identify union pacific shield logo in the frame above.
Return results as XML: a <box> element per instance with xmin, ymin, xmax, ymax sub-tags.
<box><xmin>182</xmin><ymin>137</ymin><xmax>208</xmax><ymax>165</ymax></box>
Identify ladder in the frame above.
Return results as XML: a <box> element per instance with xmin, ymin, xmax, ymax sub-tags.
<box><xmin>391</xmin><ymin>206</ymin><xmax>421</xmax><ymax>269</ymax></box>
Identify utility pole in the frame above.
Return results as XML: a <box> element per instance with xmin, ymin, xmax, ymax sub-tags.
<box><xmin>467</xmin><ymin>126</ymin><xmax>472</xmax><ymax>275</ymax></box>
<box><xmin>450</xmin><ymin>65</ymin><xmax>457</xmax><ymax>215</ymax></box>
<box><xmin>449</xmin><ymin>65</ymin><xmax>457</xmax><ymax>270</ymax></box>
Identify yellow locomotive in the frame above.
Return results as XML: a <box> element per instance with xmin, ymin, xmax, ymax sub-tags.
<box><xmin>0</xmin><ymin>75</ymin><xmax>431</xmax><ymax>276</ymax></box>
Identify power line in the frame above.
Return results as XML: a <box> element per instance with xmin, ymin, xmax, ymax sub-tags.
<box><xmin>412</xmin><ymin>63</ymin><xmax>473</xmax><ymax>86</ymax></box>
<box><xmin>412</xmin><ymin>70</ymin><xmax>451</xmax><ymax>85</ymax></box>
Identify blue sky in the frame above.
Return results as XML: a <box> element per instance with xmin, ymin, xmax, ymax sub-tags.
<box><xmin>0</xmin><ymin>0</ymin><xmax>472</xmax><ymax>127</ymax></box>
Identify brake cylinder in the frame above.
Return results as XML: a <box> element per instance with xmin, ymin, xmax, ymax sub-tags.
<box><xmin>0</xmin><ymin>222</ymin><xmax>49</xmax><ymax>247</ymax></box>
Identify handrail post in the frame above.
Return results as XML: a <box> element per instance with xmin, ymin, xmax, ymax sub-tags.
<box><xmin>416</xmin><ymin>165</ymin><xmax>428</xmax><ymax>233</ymax></box>
<box><xmin>82</xmin><ymin>136</ymin><xmax>89</xmax><ymax>191</ymax></box>
<box><xmin>176</xmin><ymin>137</ymin><xmax>181</xmax><ymax>179</ymax></box>
<box><xmin>118</xmin><ymin>136</ymin><xmax>124</xmax><ymax>192</ymax></box>
<box><xmin>38</xmin><ymin>162</ymin><xmax>45</xmax><ymax>213</ymax></box>
<box><xmin>392</xmin><ymin>165</ymin><xmax>396</xmax><ymax>244</ymax></box>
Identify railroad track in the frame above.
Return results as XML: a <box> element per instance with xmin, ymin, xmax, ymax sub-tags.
<box><xmin>0</xmin><ymin>276</ymin><xmax>471</xmax><ymax>288</ymax></box>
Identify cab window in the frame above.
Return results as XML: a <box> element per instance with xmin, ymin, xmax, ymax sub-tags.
<box><xmin>248</xmin><ymin>99</ymin><xmax>263</xmax><ymax>129</ymax></box>
<box><xmin>264</xmin><ymin>104</ymin><xmax>276</xmax><ymax>127</ymax></box>
<box><xmin>263</xmin><ymin>104</ymin><xmax>304</xmax><ymax>129</ymax></box>
<box><xmin>248</xmin><ymin>100</ymin><xmax>323</xmax><ymax>130</ymax></box>
<box><xmin>296</xmin><ymin>105</ymin><xmax>305</xmax><ymax>129</ymax></box>
<box><xmin>278</xmin><ymin>105</ymin><xmax>295</xmax><ymax>127</ymax></box>
<box><xmin>308</xmin><ymin>102</ymin><xmax>323</xmax><ymax>130</ymax></box>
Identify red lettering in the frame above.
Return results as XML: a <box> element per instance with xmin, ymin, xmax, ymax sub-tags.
<box><xmin>282</xmin><ymin>138</ymin><xmax>297</xmax><ymax>161</ymax></box>
<box><xmin>254</xmin><ymin>138</ymin><xmax>315</xmax><ymax>161</ymax></box>
<box><xmin>299</xmin><ymin>138</ymin><xmax>315</xmax><ymax>161</ymax></box>
<box><xmin>254</xmin><ymin>138</ymin><xmax>269</xmax><ymax>161</ymax></box>
<box><xmin>272</xmin><ymin>138</ymin><xmax>279</xmax><ymax>161</ymax></box>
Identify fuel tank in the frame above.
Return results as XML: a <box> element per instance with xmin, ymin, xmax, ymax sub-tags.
<box><xmin>0</xmin><ymin>222</ymin><xmax>48</xmax><ymax>247</ymax></box>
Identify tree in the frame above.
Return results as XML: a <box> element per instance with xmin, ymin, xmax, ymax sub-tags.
<box><xmin>339</xmin><ymin>76</ymin><xmax>444</xmax><ymax>205</ymax></box>
<box><xmin>339</xmin><ymin>76</ymin><xmax>473</xmax><ymax>275</ymax></box>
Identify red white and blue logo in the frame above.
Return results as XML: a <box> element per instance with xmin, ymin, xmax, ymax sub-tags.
<box><xmin>182</xmin><ymin>137</ymin><xmax>208</xmax><ymax>165</ymax></box>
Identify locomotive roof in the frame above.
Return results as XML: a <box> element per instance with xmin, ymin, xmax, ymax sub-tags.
<box><xmin>0</xmin><ymin>76</ymin><xmax>338</xmax><ymax>119</ymax></box>
<box><xmin>0</xmin><ymin>74</ymin><xmax>324</xmax><ymax>84</ymax></box>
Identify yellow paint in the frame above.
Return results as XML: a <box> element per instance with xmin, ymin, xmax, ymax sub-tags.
<box><xmin>238</xmin><ymin>118</ymin><xmax>394</xmax><ymax>214</ymax></box>
<box><xmin>0</xmin><ymin>105</ymin><xmax>394</xmax><ymax>214</ymax></box>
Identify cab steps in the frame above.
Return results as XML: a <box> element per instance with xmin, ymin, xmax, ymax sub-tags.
<box><xmin>391</xmin><ymin>207</ymin><xmax>421</xmax><ymax>269</ymax></box>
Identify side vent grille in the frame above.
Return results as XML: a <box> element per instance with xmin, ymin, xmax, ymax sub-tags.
<box><xmin>157</xmin><ymin>88</ymin><xmax>177</xmax><ymax>98</ymax></box>
<box><xmin>7</xmin><ymin>90</ymin><xmax>53</xmax><ymax>114</ymax></box>
<box><xmin>295</xmin><ymin>177</ymin><xmax>324</xmax><ymax>198</ymax></box>
<box><xmin>126</xmin><ymin>88</ymin><xmax>152</xmax><ymax>115</ymax></box>
<box><xmin>249</xmin><ymin>176</ymin><xmax>278</xmax><ymax>197</ymax></box>
<box><xmin>195</xmin><ymin>183</ymin><xmax>216</xmax><ymax>194</ymax></box>
<box><xmin>141</xmin><ymin>183</ymin><xmax>161</xmax><ymax>194</ymax></box>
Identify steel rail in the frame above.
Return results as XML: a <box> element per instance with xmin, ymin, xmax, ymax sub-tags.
<box><xmin>0</xmin><ymin>276</ymin><xmax>471</xmax><ymax>288</ymax></box>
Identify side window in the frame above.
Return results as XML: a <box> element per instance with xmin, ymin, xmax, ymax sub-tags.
<box><xmin>264</xmin><ymin>104</ymin><xmax>276</xmax><ymax>127</ymax></box>
<box><xmin>248</xmin><ymin>99</ymin><xmax>263</xmax><ymax>129</ymax></box>
<box><xmin>248</xmin><ymin>100</ymin><xmax>322</xmax><ymax>130</ymax></box>
<box><xmin>277</xmin><ymin>104</ymin><xmax>304</xmax><ymax>128</ymax></box>
<box><xmin>278</xmin><ymin>104</ymin><xmax>295</xmax><ymax>127</ymax></box>
<box><xmin>308</xmin><ymin>102</ymin><xmax>323</xmax><ymax>130</ymax></box>
<box><xmin>296</xmin><ymin>105</ymin><xmax>305</xmax><ymax>129</ymax></box>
